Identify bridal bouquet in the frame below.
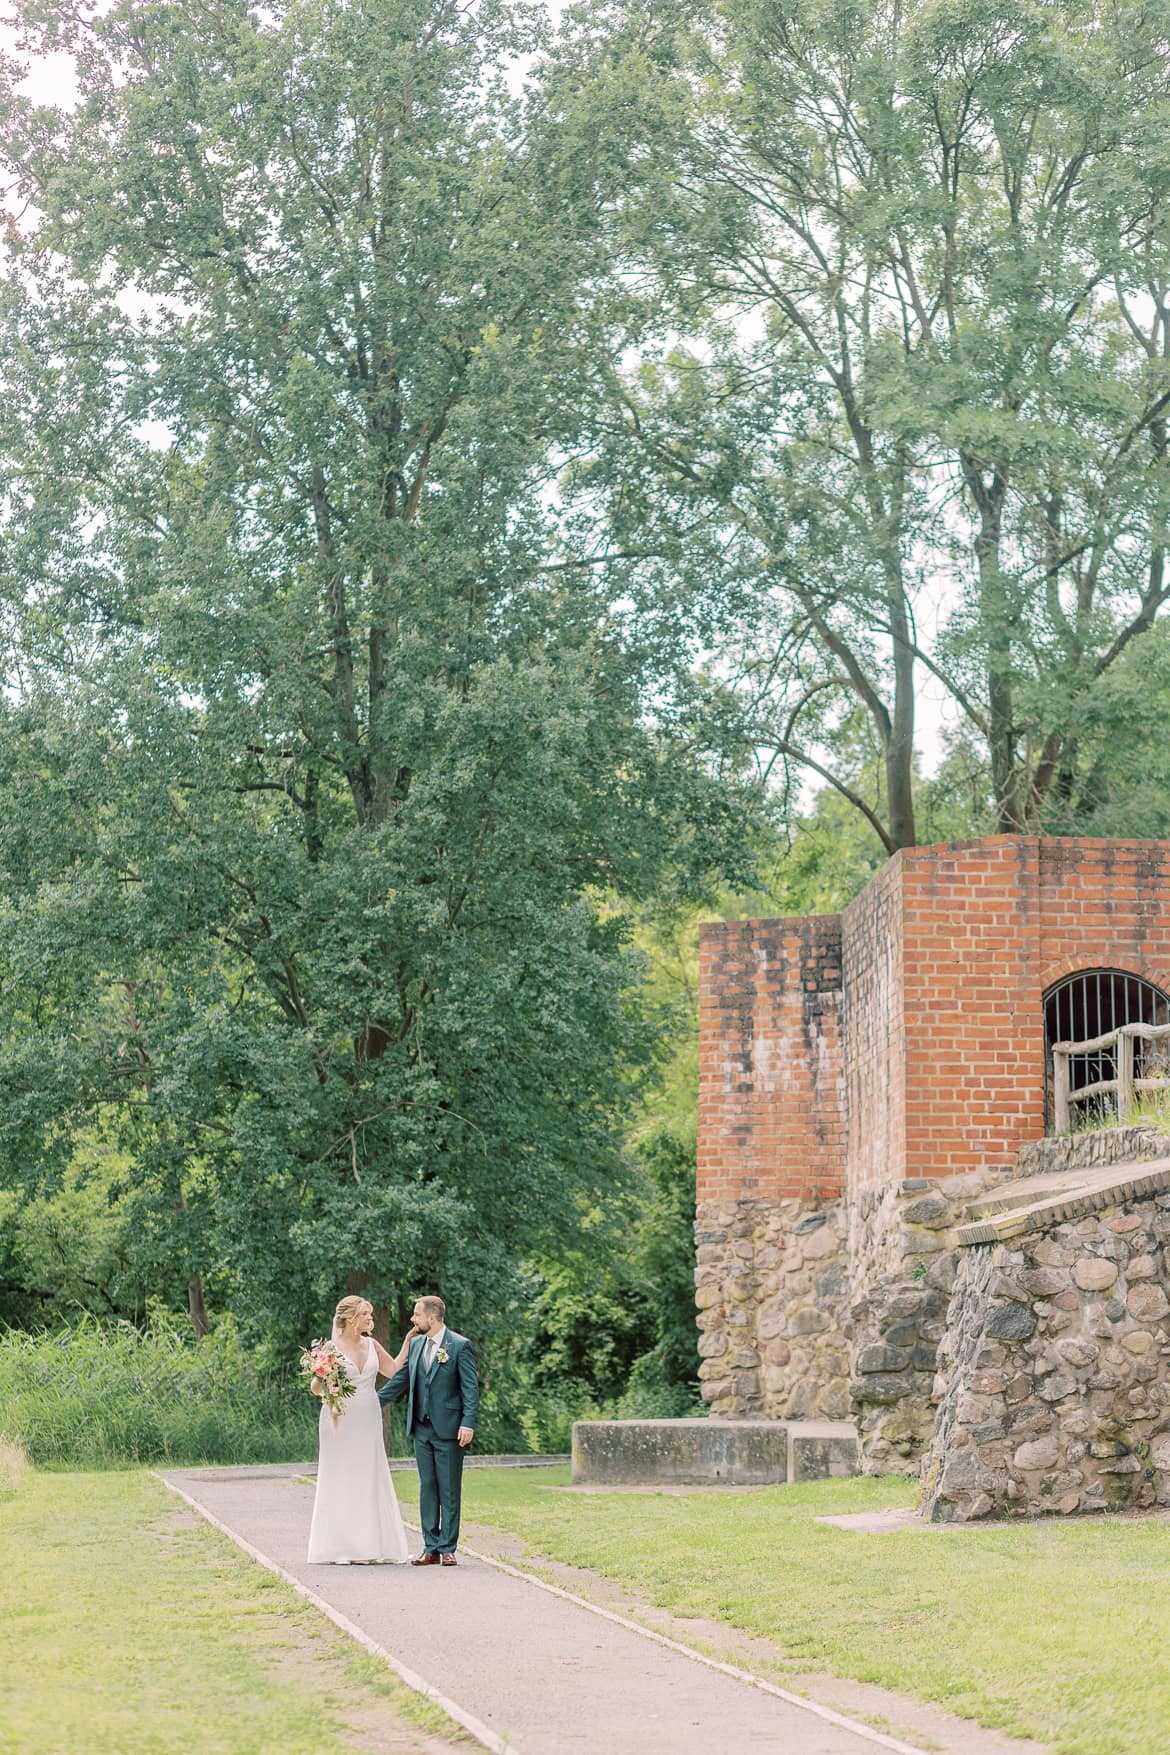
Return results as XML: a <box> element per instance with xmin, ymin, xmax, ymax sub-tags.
<box><xmin>299</xmin><ymin>1339</ymin><xmax>355</xmax><ymax>1424</ymax></box>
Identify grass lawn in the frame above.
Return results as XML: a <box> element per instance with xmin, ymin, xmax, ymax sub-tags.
<box><xmin>0</xmin><ymin>1455</ymin><xmax>467</xmax><ymax>1755</ymax></box>
<box><xmin>438</xmin><ymin>1464</ymin><xmax>1170</xmax><ymax>1755</ymax></box>
<box><xmin>8</xmin><ymin>1451</ymin><xmax>1165</xmax><ymax>1755</ymax></box>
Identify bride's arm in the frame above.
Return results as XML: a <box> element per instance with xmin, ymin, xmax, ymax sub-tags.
<box><xmin>372</xmin><ymin>1329</ymin><xmax>417</xmax><ymax>1376</ymax></box>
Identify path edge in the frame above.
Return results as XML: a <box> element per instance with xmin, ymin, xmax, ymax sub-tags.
<box><xmin>452</xmin><ymin>1534</ymin><xmax>928</xmax><ymax>1755</ymax></box>
<box><xmin>154</xmin><ymin>1472</ymin><xmax>514</xmax><ymax>1754</ymax></box>
<box><xmin>159</xmin><ymin>1465</ymin><xmax>938</xmax><ymax>1755</ymax></box>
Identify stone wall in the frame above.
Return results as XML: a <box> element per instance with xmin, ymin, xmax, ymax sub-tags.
<box><xmin>694</xmin><ymin>837</ymin><xmax>1170</xmax><ymax>1471</ymax></box>
<box><xmin>846</xmin><ymin>1169</ymin><xmax>1011</xmax><ymax>1469</ymax></box>
<box><xmin>923</xmin><ymin>1185</ymin><xmax>1170</xmax><ymax>1520</ymax></box>
<box><xmin>1018</xmin><ymin>1126</ymin><xmax>1166</xmax><ymax>1178</ymax></box>
<box><xmin>695</xmin><ymin>1197</ymin><xmax>849</xmax><ymax>1421</ymax></box>
<box><xmin>696</xmin><ymin>1168</ymin><xmax>1020</xmax><ymax>1452</ymax></box>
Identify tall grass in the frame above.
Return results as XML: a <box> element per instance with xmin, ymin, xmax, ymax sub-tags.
<box><xmin>0</xmin><ymin>1314</ymin><xmax>313</xmax><ymax>1469</ymax></box>
<box><xmin>0</xmin><ymin>1313</ymin><xmax>671</xmax><ymax>1469</ymax></box>
<box><xmin>1072</xmin><ymin>1090</ymin><xmax>1170</xmax><ymax>1135</ymax></box>
<box><xmin>0</xmin><ymin>1436</ymin><xmax>28</xmax><ymax>1497</ymax></box>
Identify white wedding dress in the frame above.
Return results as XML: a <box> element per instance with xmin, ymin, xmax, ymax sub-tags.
<box><xmin>306</xmin><ymin>1338</ymin><xmax>410</xmax><ymax>1564</ymax></box>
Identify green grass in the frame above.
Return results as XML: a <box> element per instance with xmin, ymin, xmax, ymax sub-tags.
<box><xmin>0</xmin><ymin>1465</ymin><xmax>467</xmax><ymax>1755</ymax></box>
<box><xmin>0</xmin><ymin>1315</ymin><xmax>583</xmax><ymax>1465</ymax></box>
<box><xmin>0</xmin><ymin>1318</ymin><xmax>314</xmax><ymax>1468</ymax></box>
<box><xmin>452</xmin><ymin>1465</ymin><xmax>1170</xmax><ymax>1755</ymax></box>
<box><xmin>0</xmin><ymin>1436</ymin><xmax>29</xmax><ymax>1498</ymax></box>
<box><xmin>1071</xmin><ymin>1092</ymin><xmax>1170</xmax><ymax>1135</ymax></box>
<box><xmin>12</xmin><ymin>1456</ymin><xmax>1166</xmax><ymax>1753</ymax></box>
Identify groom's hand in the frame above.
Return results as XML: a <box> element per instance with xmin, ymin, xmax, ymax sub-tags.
<box><xmin>457</xmin><ymin>1426</ymin><xmax>474</xmax><ymax>1448</ymax></box>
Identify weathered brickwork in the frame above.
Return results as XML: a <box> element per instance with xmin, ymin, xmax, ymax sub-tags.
<box><xmin>698</xmin><ymin>917</ymin><xmax>844</xmax><ymax>1204</ymax></box>
<box><xmin>896</xmin><ymin>838</ymin><xmax>1170</xmax><ymax>1182</ymax></box>
<box><xmin>696</xmin><ymin>836</ymin><xmax>1170</xmax><ymax>1477</ymax></box>
<box><xmin>841</xmin><ymin>859</ymin><xmax>906</xmax><ymax>1194</ymax></box>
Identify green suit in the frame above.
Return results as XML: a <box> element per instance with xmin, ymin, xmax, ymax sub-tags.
<box><xmin>378</xmin><ymin>1329</ymin><xmax>478</xmax><ymax>1555</ymax></box>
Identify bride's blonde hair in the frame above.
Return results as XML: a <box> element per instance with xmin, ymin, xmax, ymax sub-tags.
<box><xmin>333</xmin><ymin>1294</ymin><xmax>371</xmax><ymax>1335</ymax></box>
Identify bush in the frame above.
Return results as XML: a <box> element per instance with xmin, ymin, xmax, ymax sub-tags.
<box><xmin>0</xmin><ymin>1311</ymin><xmax>583</xmax><ymax>1466</ymax></box>
<box><xmin>0</xmin><ymin>1307</ymin><xmax>687</xmax><ymax>1470</ymax></box>
<box><xmin>0</xmin><ymin>1311</ymin><xmax>314</xmax><ymax>1469</ymax></box>
<box><xmin>611</xmin><ymin>1351</ymin><xmax>702</xmax><ymax>1419</ymax></box>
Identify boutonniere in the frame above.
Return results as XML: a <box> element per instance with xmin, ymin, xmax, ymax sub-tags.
<box><xmin>437</xmin><ymin>1347</ymin><xmax>449</xmax><ymax>1365</ymax></box>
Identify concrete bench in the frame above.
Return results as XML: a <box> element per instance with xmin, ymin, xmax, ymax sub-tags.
<box><xmin>570</xmin><ymin>1417</ymin><xmax>857</xmax><ymax>1486</ymax></box>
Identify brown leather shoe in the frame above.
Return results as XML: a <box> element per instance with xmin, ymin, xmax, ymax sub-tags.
<box><xmin>439</xmin><ymin>1553</ymin><xmax>457</xmax><ymax>1567</ymax></box>
<box><xmin>411</xmin><ymin>1551</ymin><xmax>440</xmax><ymax>1566</ymax></box>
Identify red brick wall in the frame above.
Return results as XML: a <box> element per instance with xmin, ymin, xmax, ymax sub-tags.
<box><xmin>895</xmin><ymin>836</ymin><xmax>1170</xmax><ymax>1188</ymax></box>
<box><xmin>697</xmin><ymin>917</ymin><xmax>845</xmax><ymax>1202</ymax></box>
<box><xmin>841</xmin><ymin>858</ymin><xmax>906</xmax><ymax>1193</ymax></box>
<box><xmin>700</xmin><ymin>837</ymin><xmax>1170</xmax><ymax>1205</ymax></box>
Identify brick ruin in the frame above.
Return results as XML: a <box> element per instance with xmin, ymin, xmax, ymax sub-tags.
<box><xmin>695</xmin><ymin>836</ymin><xmax>1170</xmax><ymax>1497</ymax></box>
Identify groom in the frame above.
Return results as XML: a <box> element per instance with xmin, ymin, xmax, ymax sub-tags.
<box><xmin>378</xmin><ymin>1294</ymin><xmax>478</xmax><ymax>1567</ymax></box>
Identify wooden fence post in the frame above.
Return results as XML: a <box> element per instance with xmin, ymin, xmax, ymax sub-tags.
<box><xmin>1054</xmin><ymin>1047</ymin><xmax>1071</xmax><ymax>1135</ymax></box>
<box><xmin>1117</xmin><ymin>1028</ymin><xmax>1136</xmax><ymax>1125</ymax></box>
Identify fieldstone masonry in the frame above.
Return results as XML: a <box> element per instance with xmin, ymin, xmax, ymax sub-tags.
<box><xmin>923</xmin><ymin>1157</ymin><xmax>1170</xmax><ymax>1519</ymax></box>
<box><xmin>695</xmin><ymin>1197</ymin><xmax>849</xmax><ymax>1421</ymax></box>
<box><xmin>844</xmin><ymin>1171</ymin><xmax>1007</xmax><ymax>1469</ymax></box>
<box><xmin>1017</xmin><ymin>1125</ymin><xmax>1165</xmax><ymax>1178</ymax></box>
<box><xmin>697</xmin><ymin>835</ymin><xmax>1170</xmax><ymax>1504</ymax></box>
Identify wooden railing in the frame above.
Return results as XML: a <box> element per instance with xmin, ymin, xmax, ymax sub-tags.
<box><xmin>1052</xmin><ymin>1021</ymin><xmax>1170</xmax><ymax>1134</ymax></box>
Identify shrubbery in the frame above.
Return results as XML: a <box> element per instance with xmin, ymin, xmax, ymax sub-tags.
<box><xmin>0</xmin><ymin>1310</ymin><xmax>673</xmax><ymax>1468</ymax></box>
<box><xmin>0</xmin><ymin>1100</ymin><xmax>704</xmax><ymax>1470</ymax></box>
<box><xmin>0</xmin><ymin>1312</ymin><xmax>312</xmax><ymax>1469</ymax></box>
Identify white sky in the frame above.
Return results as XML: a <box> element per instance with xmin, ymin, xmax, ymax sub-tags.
<box><xmin>1</xmin><ymin>21</ymin><xmax>78</xmax><ymax>106</ymax></box>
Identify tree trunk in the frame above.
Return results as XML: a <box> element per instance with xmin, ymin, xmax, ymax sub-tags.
<box><xmin>187</xmin><ymin>1272</ymin><xmax>210</xmax><ymax>1340</ymax></box>
<box><xmin>967</xmin><ymin>470</ymin><xmax>1019</xmax><ymax>831</ymax></box>
<box><xmin>886</xmin><ymin>590</ymin><xmax>917</xmax><ymax>851</ymax></box>
<box><xmin>988</xmin><ymin>666</ymin><xmax>1020</xmax><ymax>832</ymax></box>
<box><xmin>883</xmin><ymin>463</ymin><xmax>917</xmax><ymax>851</ymax></box>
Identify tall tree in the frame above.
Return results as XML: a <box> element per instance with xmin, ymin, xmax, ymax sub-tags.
<box><xmin>0</xmin><ymin>0</ymin><xmax>751</xmax><ymax>1342</ymax></box>
<box><xmin>578</xmin><ymin>0</ymin><xmax>1170</xmax><ymax>846</ymax></box>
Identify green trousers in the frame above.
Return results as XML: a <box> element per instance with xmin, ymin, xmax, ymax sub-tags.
<box><xmin>413</xmin><ymin>1423</ymin><xmax>464</xmax><ymax>1554</ymax></box>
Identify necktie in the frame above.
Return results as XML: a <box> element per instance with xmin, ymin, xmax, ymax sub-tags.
<box><xmin>425</xmin><ymin>1338</ymin><xmax>436</xmax><ymax>1371</ymax></box>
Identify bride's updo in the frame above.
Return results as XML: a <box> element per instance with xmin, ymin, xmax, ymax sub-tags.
<box><xmin>333</xmin><ymin>1294</ymin><xmax>370</xmax><ymax>1336</ymax></box>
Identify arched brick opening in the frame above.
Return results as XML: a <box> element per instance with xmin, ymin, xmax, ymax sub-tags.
<box><xmin>1043</xmin><ymin>968</ymin><xmax>1170</xmax><ymax>1130</ymax></box>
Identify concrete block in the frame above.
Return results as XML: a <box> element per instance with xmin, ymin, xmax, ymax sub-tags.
<box><xmin>786</xmin><ymin>1421</ymin><xmax>860</xmax><ymax>1483</ymax></box>
<box><xmin>571</xmin><ymin>1418</ymin><xmax>788</xmax><ymax>1485</ymax></box>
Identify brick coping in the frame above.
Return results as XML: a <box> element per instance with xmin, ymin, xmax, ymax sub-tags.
<box><xmin>956</xmin><ymin>1156</ymin><xmax>1170</xmax><ymax>1245</ymax></box>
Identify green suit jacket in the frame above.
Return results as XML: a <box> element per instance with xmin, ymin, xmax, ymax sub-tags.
<box><xmin>377</xmin><ymin>1330</ymin><xmax>479</xmax><ymax>1441</ymax></box>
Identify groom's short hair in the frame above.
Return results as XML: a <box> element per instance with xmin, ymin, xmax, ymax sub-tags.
<box><xmin>417</xmin><ymin>1294</ymin><xmax>445</xmax><ymax>1320</ymax></box>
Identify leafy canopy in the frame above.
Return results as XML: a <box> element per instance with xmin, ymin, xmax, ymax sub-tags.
<box><xmin>0</xmin><ymin>0</ymin><xmax>753</xmax><ymax>1343</ymax></box>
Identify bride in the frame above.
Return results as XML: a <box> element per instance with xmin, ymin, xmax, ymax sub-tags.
<box><xmin>307</xmin><ymin>1294</ymin><xmax>417</xmax><ymax>1565</ymax></box>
